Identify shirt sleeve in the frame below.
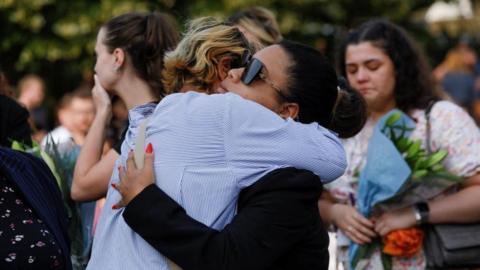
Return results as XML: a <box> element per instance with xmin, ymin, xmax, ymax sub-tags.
<box><xmin>430</xmin><ymin>101</ymin><xmax>480</xmax><ymax>177</ymax></box>
<box><xmin>222</xmin><ymin>93</ymin><xmax>346</xmax><ymax>186</ymax></box>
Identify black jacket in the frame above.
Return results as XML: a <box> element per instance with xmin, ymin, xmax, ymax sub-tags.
<box><xmin>123</xmin><ymin>167</ymin><xmax>329</xmax><ymax>270</ymax></box>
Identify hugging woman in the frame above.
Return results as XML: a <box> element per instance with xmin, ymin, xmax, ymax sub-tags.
<box><xmin>87</xmin><ymin>17</ymin><xmax>366</xmax><ymax>270</ymax></box>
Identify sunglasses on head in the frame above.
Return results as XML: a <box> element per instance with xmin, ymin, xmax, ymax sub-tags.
<box><xmin>240</xmin><ymin>57</ymin><xmax>291</xmax><ymax>101</ymax></box>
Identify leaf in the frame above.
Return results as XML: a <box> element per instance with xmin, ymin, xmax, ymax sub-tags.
<box><xmin>11</xmin><ymin>140</ymin><xmax>25</xmax><ymax>151</ymax></box>
<box><xmin>396</xmin><ymin>137</ymin><xmax>411</xmax><ymax>153</ymax></box>
<box><xmin>429</xmin><ymin>172</ymin><xmax>462</xmax><ymax>182</ymax></box>
<box><xmin>381</xmin><ymin>251</ymin><xmax>393</xmax><ymax>270</ymax></box>
<box><xmin>413</xmin><ymin>157</ymin><xmax>428</xmax><ymax>171</ymax></box>
<box><xmin>352</xmin><ymin>240</ymin><xmax>380</xmax><ymax>270</ymax></box>
<box><xmin>425</xmin><ymin>150</ymin><xmax>448</xmax><ymax>168</ymax></box>
<box><xmin>385</xmin><ymin>111</ymin><xmax>402</xmax><ymax>126</ymax></box>
<box><xmin>412</xmin><ymin>169</ymin><xmax>428</xmax><ymax>179</ymax></box>
<box><xmin>430</xmin><ymin>163</ymin><xmax>444</xmax><ymax>172</ymax></box>
<box><xmin>39</xmin><ymin>150</ymin><xmax>62</xmax><ymax>187</ymax></box>
<box><xmin>406</xmin><ymin>140</ymin><xmax>421</xmax><ymax>159</ymax></box>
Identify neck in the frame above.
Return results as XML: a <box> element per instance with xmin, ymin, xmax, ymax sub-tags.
<box><xmin>179</xmin><ymin>83</ymin><xmax>201</xmax><ymax>93</ymax></box>
<box><xmin>369</xmin><ymin>101</ymin><xmax>397</xmax><ymax>123</ymax></box>
<box><xmin>115</xmin><ymin>74</ymin><xmax>157</xmax><ymax>110</ymax></box>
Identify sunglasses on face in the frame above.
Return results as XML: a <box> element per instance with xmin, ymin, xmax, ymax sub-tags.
<box><xmin>240</xmin><ymin>57</ymin><xmax>291</xmax><ymax>101</ymax></box>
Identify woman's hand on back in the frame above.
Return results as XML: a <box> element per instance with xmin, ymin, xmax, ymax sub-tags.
<box><xmin>331</xmin><ymin>204</ymin><xmax>377</xmax><ymax>244</ymax></box>
<box><xmin>112</xmin><ymin>144</ymin><xmax>156</xmax><ymax>209</ymax></box>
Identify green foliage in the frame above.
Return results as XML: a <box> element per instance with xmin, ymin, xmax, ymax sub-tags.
<box><xmin>0</xmin><ymin>0</ymin><xmax>439</xmax><ymax>100</ymax></box>
<box><xmin>0</xmin><ymin>0</ymin><xmax>175</xmax><ymax>98</ymax></box>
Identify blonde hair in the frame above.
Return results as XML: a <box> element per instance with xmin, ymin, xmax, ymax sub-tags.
<box><xmin>228</xmin><ymin>6</ymin><xmax>282</xmax><ymax>47</ymax></box>
<box><xmin>162</xmin><ymin>17</ymin><xmax>251</xmax><ymax>94</ymax></box>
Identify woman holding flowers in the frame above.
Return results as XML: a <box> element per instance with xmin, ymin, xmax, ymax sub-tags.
<box><xmin>319</xmin><ymin>19</ymin><xmax>480</xmax><ymax>269</ymax></box>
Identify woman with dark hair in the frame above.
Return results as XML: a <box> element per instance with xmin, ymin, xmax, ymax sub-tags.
<box><xmin>72</xmin><ymin>11</ymin><xmax>179</xmax><ymax>202</ymax></box>
<box><xmin>319</xmin><ymin>19</ymin><xmax>480</xmax><ymax>269</ymax></box>
<box><xmin>103</xmin><ymin>40</ymin><xmax>367</xmax><ymax>270</ymax></box>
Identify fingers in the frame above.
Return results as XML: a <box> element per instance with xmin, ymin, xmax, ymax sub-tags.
<box><xmin>126</xmin><ymin>150</ymin><xmax>136</xmax><ymax>171</ymax></box>
<box><xmin>333</xmin><ymin>205</ymin><xmax>376</xmax><ymax>244</ymax></box>
<box><xmin>353</xmin><ymin>212</ymin><xmax>375</xmax><ymax>228</ymax></box>
<box><xmin>345</xmin><ymin>220</ymin><xmax>375</xmax><ymax>244</ymax></box>
<box><xmin>118</xmin><ymin>164</ymin><xmax>127</xmax><ymax>183</ymax></box>
<box><xmin>144</xmin><ymin>143</ymin><xmax>155</xmax><ymax>179</ymax></box>
<box><xmin>374</xmin><ymin>216</ymin><xmax>395</xmax><ymax>236</ymax></box>
<box><xmin>111</xmin><ymin>182</ymin><xmax>125</xmax><ymax>209</ymax></box>
<box><xmin>375</xmin><ymin>221</ymin><xmax>389</xmax><ymax>236</ymax></box>
<box><xmin>93</xmin><ymin>74</ymin><xmax>106</xmax><ymax>92</ymax></box>
<box><xmin>344</xmin><ymin>224</ymin><xmax>373</xmax><ymax>244</ymax></box>
<box><xmin>352</xmin><ymin>213</ymin><xmax>376</xmax><ymax>238</ymax></box>
<box><xmin>354</xmin><ymin>223</ymin><xmax>377</xmax><ymax>239</ymax></box>
<box><xmin>111</xmin><ymin>166</ymin><xmax>127</xmax><ymax>210</ymax></box>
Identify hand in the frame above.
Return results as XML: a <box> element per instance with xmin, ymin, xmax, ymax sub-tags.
<box><xmin>331</xmin><ymin>204</ymin><xmax>377</xmax><ymax>244</ymax></box>
<box><xmin>93</xmin><ymin>74</ymin><xmax>112</xmax><ymax>119</ymax></box>
<box><xmin>112</xmin><ymin>143</ymin><xmax>155</xmax><ymax>209</ymax></box>
<box><xmin>374</xmin><ymin>206</ymin><xmax>416</xmax><ymax>236</ymax></box>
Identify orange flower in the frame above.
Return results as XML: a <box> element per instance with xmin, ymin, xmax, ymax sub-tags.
<box><xmin>382</xmin><ymin>227</ymin><xmax>424</xmax><ymax>257</ymax></box>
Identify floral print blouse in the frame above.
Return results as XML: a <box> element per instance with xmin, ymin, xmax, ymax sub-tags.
<box><xmin>0</xmin><ymin>175</ymin><xmax>64</xmax><ymax>270</ymax></box>
<box><xmin>326</xmin><ymin>101</ymin><xmax>480</xmax><ymax>270</ymax></box>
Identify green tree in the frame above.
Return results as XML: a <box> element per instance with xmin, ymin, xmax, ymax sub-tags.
<box><xmin>0</xmin><ymin>0</ymin><xmax>448</xmax><ymax>101</ymax></box>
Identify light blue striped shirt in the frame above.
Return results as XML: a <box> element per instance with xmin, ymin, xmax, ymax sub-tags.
<box><xmin>88</xmin><ymin>92</ymin><xmax>346</xmax><ymax>270</ymax></box>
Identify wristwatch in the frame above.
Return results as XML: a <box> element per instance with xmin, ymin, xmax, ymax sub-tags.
<box><xmin>413</xmin><ymin>202</ymin><xmax>429</xmax><ymax>225</ymax></box>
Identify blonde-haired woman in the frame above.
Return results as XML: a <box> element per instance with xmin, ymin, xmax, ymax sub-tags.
<box><xmin>228</xmin><ymin>6</ymin><xmax>282</xmax><ymax>49</ymax></box>
<box><xmin>162</xmin><ymin>17</ymin><xmax>251</xmax><ymax>94</ymax></box>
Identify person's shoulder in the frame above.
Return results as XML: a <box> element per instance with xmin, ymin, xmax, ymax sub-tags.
<box><xmin>431</xmin><ymin>100</ymin><xmax>468</xmax><ymax>118</ymax></box>
<box><xmin>0</xmin><ymin>94</ymin><xmax>27</xmax><ymax>113</ymax></box>
<box><xmin>158</xmin><ymin>91</ymin><xmax>230</xmax><ymax>109</ymax></box>
<box><xmin>239</xmin><ymin>168</ymin><xmax>322</xmax><ymax>201</ymax></box>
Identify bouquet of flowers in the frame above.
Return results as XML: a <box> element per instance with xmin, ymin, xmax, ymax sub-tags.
<box><xmin>350</xmin><ymin>110</ymin><xmax>462</xmax><ymax>270</ymax></box>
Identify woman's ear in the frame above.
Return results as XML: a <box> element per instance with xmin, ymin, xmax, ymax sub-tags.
<box><xmin>278</xmin><ymin>103</ymin><xmax>299</xmax><ymax>120</ymax></box>
<box><xmin>113</xmin><ymin>48</ymin><xmax>126</xmax><ymax>70</ymax></box>
<box><xmin>218</xmin><ymin>57</ymin><xmax>232</xmax><ymax>80</ymax></box>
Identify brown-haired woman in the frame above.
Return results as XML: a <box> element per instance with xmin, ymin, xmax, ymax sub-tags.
<box><xmin>72</xmin><ymin>11</ymin><xmax>179</xmax><ymax>202</ymax></box>
<box><xmin>320</xmin><ymin>19</ymin><xmax>480</xmax><ymax>269</ymax></box>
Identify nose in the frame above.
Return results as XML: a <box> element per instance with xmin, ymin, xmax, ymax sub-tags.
<box><xmin>355</xmin><ymin>67</ymin><xmax>369</xmax><ymax>83</ymax></box>
<box><xmin>227</xmin><ymin>68</ymin><xmax>244</xmax><ymax>83</ymax></box>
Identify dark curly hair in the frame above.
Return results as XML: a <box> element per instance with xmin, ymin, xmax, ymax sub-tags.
<box><xmin>337</xmin><ymin>19</ymin><xmax>443</xmax><ymax>113</ymax></box>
